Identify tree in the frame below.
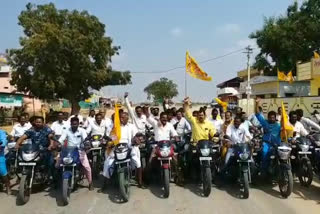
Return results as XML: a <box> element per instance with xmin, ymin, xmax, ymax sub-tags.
<box><xmin>8</xmin><ymin>3</ymin><xmax>131</xmax><ymax>114</ymax></box>
<box><xmin>250</xmin><ymin>0</ymin><xmax>320</xmax><ymax>76</ymax></box>
<box><xmin>144</xmin><ymin>78</ymin><xmax>178</xmax><ymax>102</ymax></box>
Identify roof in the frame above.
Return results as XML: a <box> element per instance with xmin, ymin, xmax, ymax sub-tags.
<box><xmin>216</xmin><ymin>77</ymin><xmax>243</xmax><ymax>88</ymax></box>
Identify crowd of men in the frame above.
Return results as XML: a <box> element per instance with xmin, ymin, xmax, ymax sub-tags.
<box><xmin>1</xmin><ymin>94</ymin><xmax>320</xmax><ymax>195</ymax></box>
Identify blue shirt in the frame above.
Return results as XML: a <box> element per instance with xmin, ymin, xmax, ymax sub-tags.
<box><xmin>256</xmin><ymin>113</ymin><xmax>281</xmax><ymax>145</ymax></box>
<box><xmin>0</xmin><ymin>129</ymin><xmax>7</xmax><ymax>156</ymax></box>
<box><xmin>25</xmin><ymin>126</ymin><xmax>53</xmax><ymax>147</ymax></box>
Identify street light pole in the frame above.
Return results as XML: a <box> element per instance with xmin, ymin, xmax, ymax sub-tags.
<box><xmin>244</xmin><ymin>45</ymin><xmax>253</xmax><ymax>114</ymax></box>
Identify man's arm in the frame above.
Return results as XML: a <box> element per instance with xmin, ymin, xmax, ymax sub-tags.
<box><xmin>58</xmin><ymin>131</ymin><xmax>67</xmax><ymax>145</ymax></box>
<box><xmin>302</xmin><ymin>117</ymin><xmax>320</xmax><ymax>132</ymax></box>
<box><xmin>183</xmin><ymin>97</ymin><xmax>196</xmax><ymax>125</ymax></box>
<box><xmin>124</xmin><ymin>93</ymin><xmax>137</xmax><ymax>121</ymax></box>
<box><xmin>86</xmin><ymin>123</ymin><xmax>92</xmax><ymax>135</ymax></box>
<box><xmin>15</xmin><ymin>134</ymin><xmax>28</xmax><ymax>149</ymax></box>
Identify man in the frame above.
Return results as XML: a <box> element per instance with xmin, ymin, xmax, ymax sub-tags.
<box><xmin>68</xmin><ymin>113</ymin><xmax>84</xmax><ymax>126</ymax></box>
<box><xmin>192</xmin><ymin>110</ymin><xmax>198</xmax><ymax>118</ymax></box>
<box><xmin>98</xmin><ymin>109</ymin><xmax>113</xmax><ymax>136</ymax></box>
<box><xmin>86</xmin><ymin>113</ymin><xmax>110</xmax><ymax>137</ymax></box>
<box><xmin>84</xmin><ymin>109</ymin><xmax>96</xmax><ymax>128</ymax></box>
<box><xmin>240</xmin><ymin>112</ymin><xmax>254</xmax><ymax>139</ymax></box>
<box><xmin>102</xmin><ymin>112</ymin><xmax>144</xmax><ymax>187</ymax></box>
<box><xmin>174</xmin><ymin>110</ymin><xmax>191</xmax><ymax>140</ymax></box>
<box><xmin>41</xmin><ymin>104</ymin><xmax>48</xmax><ymax>123</ymax></box>
<box><xmin>221</xmin><ymin>111</ymin><xmax>233</xmax><ymax>160</ymax></box>
<box><xmin>296</xmin><ymin>109</ymin><xmax>320</xmax><ymax>133</ymax></box>
<box><xmin>167</xmin><ymin>110</ymin><xmax>178</xmax><ymax>125</ymax></box>
<box><xmin>255</xmin><ymin>98</ymin><xmax>281</xmax><ymax>173</ymax></box>
<box><xmin>0</xmin><ymin>129</ymin><xmax>11</xmax><ymax>195</ymax></box>
<box><xmin>51</xmin><ymin>112</ymin><xmax>68</xmax><ymax>139</ymax></box>
<box><xmin>15</xmin><ymin>117</ymin><xmax>57</xmax><ymax>184</ymax></box>
<box><xmin>235</xmin><ymin>107</ymin><xmax>243</xmax><ymax>118</ymax></box>
<box><xmin>289</xmin><ymin>111</ymin><xmax>308</xmax><ymax>138</ymax></box>
<box><xmin>58</xmin><ymin>117</ymin><xmax>94</xmax><ymax>190</ymax></box>
<box><xmin>151</xmin><ymin>107</ymin><xmax>160</xmax><ymax>121</ymax></box>
<box><xmin>276</xmin><ymin>107</ymin><xmax>282</xmax><ymax>123</ymax></box>
<box><xmin>209</xmin><ymin>108</ymin><xmax>224</xmax><ymax>134</ymax></box>
<box><xmin>183</xmin><ymin>97</ymin><xmax>216</xmax><ymax>143</ymax></box>
<box><xmin>248</xmin><ymin>106</ymin><xmax>262</xmax><ymax>127</ymax></box>
<box><xmin>224</xmin><ymin>117</ymin><xmax>252</xmax><ymax>167</ymax></box>
<box><xmin>10</xmin><ymin>115</ymin><xmax>32</xmax><ymax>141</ymax></box>
<box><xmin>124</xmin><ymin>93</ymin><xmax>149</xmax><ymax>134</ymax></box>
<box><xmin>313</xmin><ymin>110</ymin><xmax>320</xmax><ymax>124</ymax></box>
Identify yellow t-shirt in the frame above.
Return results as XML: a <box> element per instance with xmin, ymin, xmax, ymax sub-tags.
<box><xmin>185</xmin><ymin>109</ymin><xmax>216</xmax><ymax>143</ymax></box>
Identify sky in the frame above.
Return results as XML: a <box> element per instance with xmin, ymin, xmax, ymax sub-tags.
<box><xmin>0</xmin><ymin>0</ymin><xmax>299</xmax><ymax>103</ymax></box>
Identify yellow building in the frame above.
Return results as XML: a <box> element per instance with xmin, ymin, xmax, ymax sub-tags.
<box><xmin>297</xmin><ymin>58</ymin><xmax>320</xmax><ymax>96</ymax></box>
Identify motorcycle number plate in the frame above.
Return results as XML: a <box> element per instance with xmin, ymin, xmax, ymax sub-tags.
<box><xmin>19</xmin><ymin>162</ymin><xmax>36</xmax><ymax>166</ymax></box>
<box><xmin>298</xmin><ymin>151</ymin><xmax>312</xmax><ymax>154</ymax></box>
<box><xmin>192</xmin><ymin>150</ymin><xmax>197</xmax><ymax>153</ymax></box>
<box><xmin>199</xmin><ymin>157</ymin><xmax>212</xmax><ymax>161</ymax></box>
<box><xmin>253</xmin><ymin>152</ymin><xmax>257</xmax><ymax>156</ymax></box>
<box><xmin>315</xmin><ymin>148</ymin><xmax>320</xmax><ymax>151</ymax></box>
<box><xmin>157</xmin><ymin>157</ymin><xmax>172</xmax><ymax>160</ymax></box>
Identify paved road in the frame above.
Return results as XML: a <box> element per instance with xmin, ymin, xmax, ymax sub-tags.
<box><xmin>1</xmin><ymin>177</ymin><xmax>320</xmax><ymax>214</ymax></box>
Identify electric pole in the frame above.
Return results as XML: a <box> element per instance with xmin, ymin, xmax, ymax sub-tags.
<box><xmin>244</xmin><ymin>45</ymin><xmax>253</xmax><ymax>114</ymax></box>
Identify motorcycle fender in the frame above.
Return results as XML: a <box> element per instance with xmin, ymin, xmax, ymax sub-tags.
<box><xmin>280</xmin><ymin>163</ymin><xmax>291</xmax><ymax>171</ymax></box>
<box><xmin>162</xmin><ymin>163</ymin><xmax>170</xmax><ymax>169</ymax></box>
<box><xmin>201</xmin><ymin>160</ymin><xmax>210</xmax><ymax>167</ymax></box>
<box><xmin>63</xmin><ymin>171</ymin><xmax>73</xmax><ymax>179</ymax></box>
<box><xmin>240</xmin><ymin>164</ymin><xmax>249</xmax><ymax>173</ymax></box>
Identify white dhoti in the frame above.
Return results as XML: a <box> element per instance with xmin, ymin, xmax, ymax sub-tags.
<box><xmin>102</xmin><ymin>145</ymin><xmax>141</xmax><ymax>179</ymax></box>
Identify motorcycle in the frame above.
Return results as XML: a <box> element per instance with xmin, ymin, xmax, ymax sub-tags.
<box><xmin>87</xmin><ymin>135</ymin><xmax>105</xmax><ymax>178</ymax></box>
<box><xmin>5</xmin><ymin>141</ymin><xmax>19</xmax><ymax>179</ymax></box>
<box><xmin>113</xmin><ymin>143</ymin><xmax>132</xmax><ymax>202</ymax></box>
<box><xmin>310</xmin><ymin>133</ymin><xmax>320</xmax><ymax>179</ymax></box>
<box><xmin>17</xmin><ymin>143</ymin><xmax>50</xmax><ymax>204</ymax></box>
<box><xmin>155</xmin><ymin>140</ymin><xmax>175</xmax><ymax>198</ymax></box>
<box><xmin>269</xmin><ymin>143</ymin><xmax>293</xmax><ymax>198</ymax></box>
<box><xmin>225</xmin><ymin>141</ymin><xmax>252</xmax><ymax>199</ymax></box>
<box><xmin>189</xmin><ymin>140</ymin><xmax>219</xmax><ymax>197</ymax></box>
<box><xmin>60</xmin><ymin>146</ymin><xmax>82</xmax><ymax>205</ymax></box>
<box><xmin>290</xmin><ymin>137</ymin><xmax>313</xmax><ymax>187</ymax></box>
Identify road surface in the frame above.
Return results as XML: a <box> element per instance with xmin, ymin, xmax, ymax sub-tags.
<box><xmin>1</xmin><ymin>176</ymin><xmax>320</xmax><ymax>214</ymax></box>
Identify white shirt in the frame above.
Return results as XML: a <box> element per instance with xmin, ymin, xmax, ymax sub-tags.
<box><xmin>10</xmin><ymin>123</ymin><xmax>32</xmax><ymax>137</ymax></box>
<box><xmin>125</xmin><ymin>97</ymin><xmax>150</xmax><ymax>134</ymax></box>
<box><xmin>119</xmin><ymin>123</ymin><xmax>138</xmax><ymax>146</ymax></box>
<box><xmin>86</xmin><ymin>120</ymin><xmax>108</xmax><ymax>136</ymax></box>
<box><xmin>59</xmin><ymin>127</ymin><xmax>87</xmax><ymax>148</ymax></box>
<box><xmin>170</xmin><ymin>118</ymin><xmax>178</xmax><ymax>126</ymax></box>
<box><xmin>51</xmin><ymin>120</ymin><xmax>68</xmax><ymax>136</ymax></box>
<box><xmin>209</xmin><ymin>118</ymin><xmax>224</xmax><ymax>134</ymax></box>
<box><xmin>105</xmin><ymin>118</ymin><xmax>114</xmax><ymax>136</ymax></box>
<box><xmin>293</xmin><ymin>121</ymin><xmax>308</xmax><ymax>138</ymax></box>
<box><xmin>175</xmin><ymin>117</ymin><xmax>191</xmax><ymax>137</ymax></box>
<box><xmin>84</xmin><ymin>116</ymin><xmax>95</xmax><ymax>128</ymax></box>
<box><xmin>226</xmin><ymin>125</ymin><xmax>252</xmax><ymax>144</ymax></box>
<box><xmin>248</xmin><ymin>113</ymin><xmax>261</xmax><ymax>127</ymax></box>
<box><xmin>147</xmin><ymin>117</ymin><xmax>178</xmax><ymax>141</ymax></box>
<box><xmin>315</xmin><ymin>114</ymin><xmax>320</xmax><ymax>123</ymax></box>
<box><xmin>300</xmin><ymin>117</ymin><xmax>320</xmax><ymax>132</ymax></box>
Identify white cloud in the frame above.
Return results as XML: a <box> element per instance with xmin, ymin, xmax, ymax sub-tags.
<box><xmin>217</xmin><ymin>23</ymin><xmax>241</xmax><ymax>34</ymax></box>
<box><xmin>170</xmin><ymin>27</ymin><xmax>182</xmax><ymax>37</ymax></box>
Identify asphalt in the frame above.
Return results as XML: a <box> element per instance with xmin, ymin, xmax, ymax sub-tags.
<box><xmin>1</xmin><ymin>176</ymin><xmax>320</xmax><ymax>214</ymax></box>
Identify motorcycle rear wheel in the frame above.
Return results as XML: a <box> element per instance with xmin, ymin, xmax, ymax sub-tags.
<box><xmin>298</xmin><ymin>158</ymin><xmax>313</xmax><ymax>187</ymax></box>
<box><xmin>18</xmin><ymin>174</ymin><xmax>31</xmax><ymax>204</ymax></box>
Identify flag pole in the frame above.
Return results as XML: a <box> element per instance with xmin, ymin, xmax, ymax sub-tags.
<box><xmin>185</xmin><ymin>68</ymin><xmax>187</xmax><ymax>97</ymax></box>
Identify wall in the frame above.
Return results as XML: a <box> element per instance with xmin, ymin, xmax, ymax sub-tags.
<box><xmin>23</xmin><ymin>96</ymin><xmax>43</xmax><ymax>115</ymax></box>
<box><xmin>310</xmin><ymin>77</ymin><xmax>320</xmax><ymax>96</ymax></box>
<box><xmin>251</xmin><ymin>81</ymin><xmax>278</xmax><ymax>96</ymax></box>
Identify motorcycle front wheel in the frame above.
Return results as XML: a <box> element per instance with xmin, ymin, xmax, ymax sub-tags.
<box><xmin>62</xmin><ymin>178</ymin><xmax>71</xmax><ymax>205</ymax></box>
<box><xmin>279</xmin><ymin>168</ymin><xmax>293</xmax><ymax>198</ymax></box>
<box><xmin>298</xmin><ymin>158</ymin><xmax>313</xmax><ymax>187</ymax></box>
<box><xmin>163</xmin><ymin>168</ymin><xmax>170</xmax><ymax>198</ymax></box>
<box><xmin>241</xmin><ymin>171</ymin><xmax>249</xmax><ymax>199</ymax></box>
<box><xmin>18</xmin><ymin>174</ymin><xmax>31</xmax><ymax>204</ymax></box>
<box><xmin>202</xmin><ymin>167</ymin><xmax>212</xmax><ymax>197</ymax></box>
<box><xmin>118</xmin><ymin>170</ymin><xmax>130</xmax><ymax>202</ymax></box>
<box><xmin>92</xmin><ymin>155</ymin><xmax>99</xmax><ymax>179</ymax></box>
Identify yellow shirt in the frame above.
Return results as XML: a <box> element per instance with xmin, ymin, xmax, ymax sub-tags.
<box><xmin>185</xmin><ymin>109</ymin><xmax>216</xmax><ymax>143</ymax></box>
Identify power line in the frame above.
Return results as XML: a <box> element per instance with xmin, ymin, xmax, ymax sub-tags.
<box><xmin>130</xmin><ymin>47</ymin><xmax>248</xmax><ymax>74</ymax></box>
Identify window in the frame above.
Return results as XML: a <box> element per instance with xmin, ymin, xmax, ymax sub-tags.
<box><xmin>4</xmin><ymin>87</ymin><xmax>9</xmax><ymax>89</ymax></box>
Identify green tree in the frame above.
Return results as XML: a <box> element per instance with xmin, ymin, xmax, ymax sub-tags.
<box><xmin>8</xmin><ymin>3</ymin><xmax>131</xmax><ymax>114</ymax></box>
<box><xmin>144</xmin><ymin>78</ymin><xmax>178</xmax><ymax>102</ymax></box>
<box><xmin>250</xmin><ymin>0</ymin><xmax>320</xmax><ymax>75</ymax></box>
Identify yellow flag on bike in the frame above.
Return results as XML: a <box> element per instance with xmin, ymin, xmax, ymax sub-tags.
<box><xmin>110</xmin><ymin>103</ymin><xmax>122</xmax><ymax>146</ymax></box>
<box><xmin>280</xmin><ymin>102</ymin><xmax>293</xmax><ymax>142</ymax></box>
<box><xmin>186</xmin><ymin>51</ymin><xmax>212</xmax><ymax>81</ymax></box>
<box><xmin>215</xmin><ymin>98</ymin><xmax>228</xmax><ymax>112</ymax></box>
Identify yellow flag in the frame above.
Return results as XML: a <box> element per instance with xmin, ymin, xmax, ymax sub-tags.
<box><xmin>110</xmin><ymin>103</ymin><xmax>121</xmax><ymax>146</ymax></box>
<box><xmin>278</xmin><ymin>69</ymin><xmax>294</xmax><ymax>83</ymax></box>
<box><xmin>215</xmin><ymin>98</ymin><xmax>228</xmax><ymax>112</ymax></box>
<box><xmin>186</xmin><ymin>51</ymin><xmax>212</xmax><ymax>81</ymax></box>
<box><xmin>280</xmin><ymin>102</ymin><xmax>293</xmax><ymax>142</ymax></box>
<box><xmin>314</xmin><ymin>51</ymin><xmax>320</xmax><ymax>58</ymax></box>
<box><xmin>287</xmin><ymin>71</ymin><xmax>294</xmax><ymax>84</ymax></box>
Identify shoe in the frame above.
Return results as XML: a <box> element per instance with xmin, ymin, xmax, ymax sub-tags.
<box><xmin>89</xmin><ymin>184</ymin><xmax>94</xmax><ymax>191</ymax></box>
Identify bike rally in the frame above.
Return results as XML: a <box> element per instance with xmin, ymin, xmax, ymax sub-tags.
<box><xmin>2</xmin><ymin>1</ymin><xmax>320</xmax><ymax>213</ymax></box>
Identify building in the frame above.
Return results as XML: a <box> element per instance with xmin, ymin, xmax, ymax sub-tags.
<box><xmin>0</xmin><ymin>54</ymin><xmax>42</xmax><ymax>113</ymax></box>
<box><xmin>297</xmin><ymin>58</ymin><xmax>320</xmax><ymax>96</ymax></box>
<box><xmin>216</xmin><ymin>77</ymin><xmax>243</xmax><ymax>109</ymax></box>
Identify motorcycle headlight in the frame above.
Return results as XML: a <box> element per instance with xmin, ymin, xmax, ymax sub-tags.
<box><xmin>22</xmin><ymin>153</ymin><xmax>36</xmax><ymax>162</ymax></box>
<box><xmin>116</xmin><ymin>151</ymin><xmax>128</xmax><ymax>160</ymax></box>
<box><xmin>63</xmin><ymin>157</ymin><xmax>73</xmax><ymax>164</ymax></box>
<box><xmin>278</xmin><ymin>146</ymin><xmax>291</xmax><ymax>160</ymax></box>
<box><xmin>160</xmin><ymin>148</ymin><xmax>170</xmax><ymax>157</ymax></box>
<box><xmin>315</xmin><ymin>141</ymin><xmax>320</xmax><ymax>147</ymax></box>
<box><xmin>7</xmin><ymin>142</ymin><xmax>16</xmax><ymax>149</ymax></box>
<box><xmin>299</xmin><ymin>144</ymin><xmax>309</xmax><ymax>152</ymax></box>
<box><xmin>200</xmin><ymin>148</ymin><xmax>210</xmax><ymax>156</ymax></box>
<box><xmin>91</xmin><ymin>141</ymin><xmax>100</xmax><ymax>148</ymax></box>
<box><xmin>239</xmin><ymin>152</ymin><xmax>249</xmax><ymax>160</ymax></box>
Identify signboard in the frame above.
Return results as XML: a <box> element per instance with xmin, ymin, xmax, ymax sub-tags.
<box><xmin>312</xmin><ymin>58</ymin><xmax>320</xmax><ymax>77</ymax></box>
<box><xmin>297</xmin><ymin>62</ymin><xmax>312</xmax><ymax>80</ymax></box>
<box><xmin>0</xmin><ymin>94</ymin><xmax>23</xmax><ymax>107</ymax></box>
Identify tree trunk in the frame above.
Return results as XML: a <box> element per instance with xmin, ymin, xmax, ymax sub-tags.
<box><xmin>70</xmin><ymin>99</ymin><xmax>80</xmax><ymax>115</ymax></box>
